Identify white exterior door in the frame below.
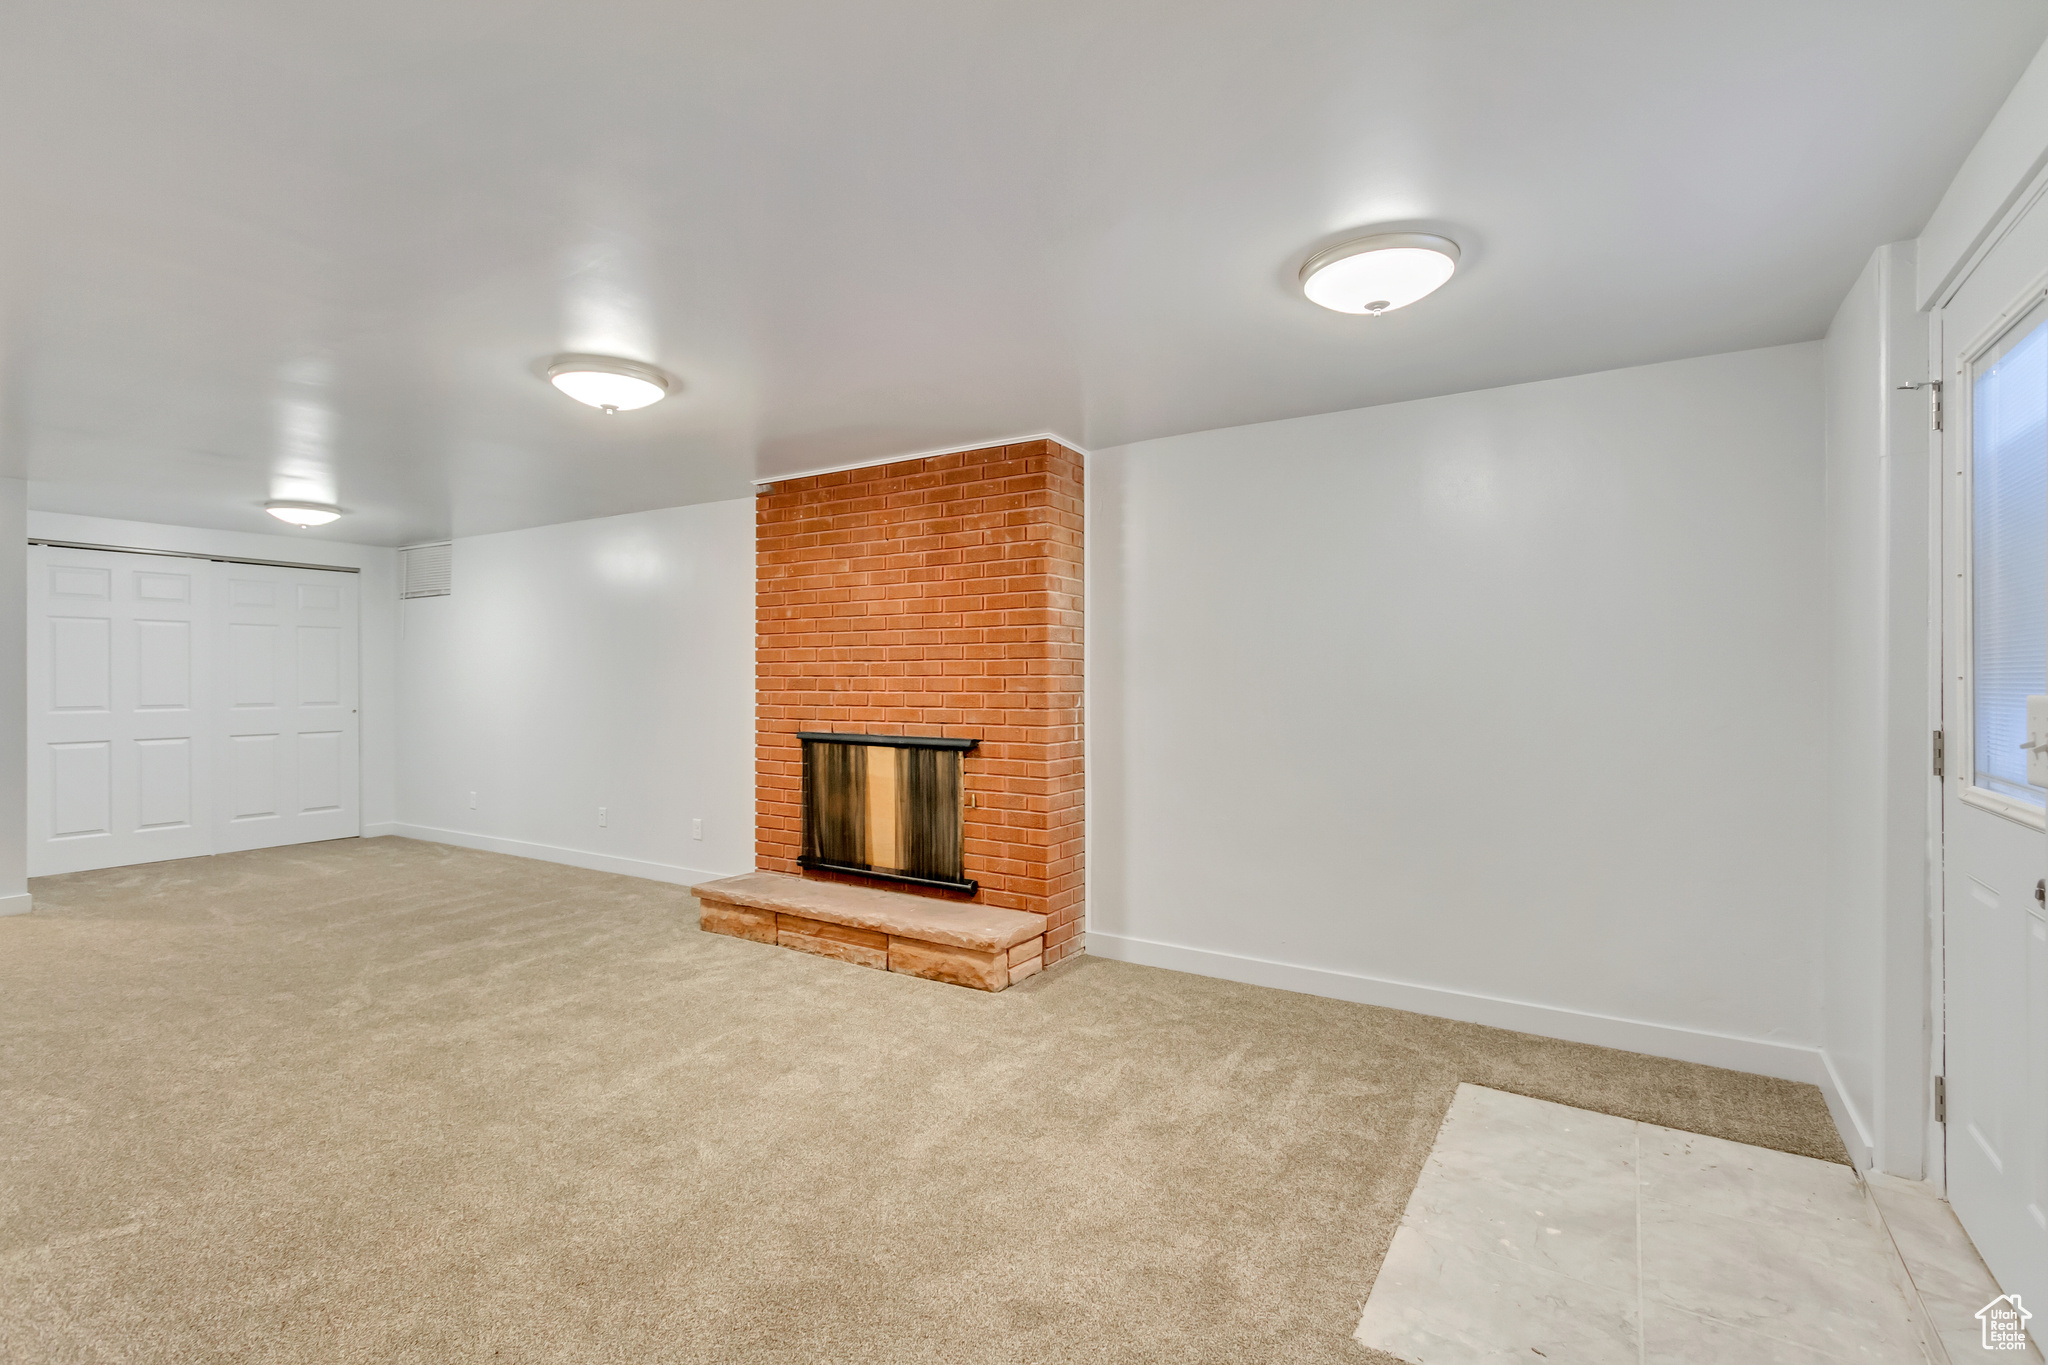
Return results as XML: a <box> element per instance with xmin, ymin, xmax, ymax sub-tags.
<box><xmin>1939</xmin><ymin>189</ymin><xmax>2048</xmax><ymax>1319</ymax></box>
<box><xmin>28</xmin><ymin>547</ymin><xmax>213</xmax><ymax>875</ymax></box>
<box><xmin>215</xmin><ymin>564</ymin><xmax>360</xmax><ymax>852</ymax></box>
<box><xmin>26</xmin><ymin>547</ymin><xmax>362</xmax><ymax>873</ymax></box>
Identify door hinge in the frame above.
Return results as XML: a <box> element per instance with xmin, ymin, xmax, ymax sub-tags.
<box><xmin>1933</xmin><ymin>728</ymin><xmax>1945</xmax><ymax>778</ymax></box>
<box><xmin>1898</xmin><ymin>379</ymin><xmax>1943</xmax><ymax>431</ymax></box>
<box><xmin>1936</xmin><ymin>1075</ymin><xmax>1946</xmax><ymax>1125</ymax></box>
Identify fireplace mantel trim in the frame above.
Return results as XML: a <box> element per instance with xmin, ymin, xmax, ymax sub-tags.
<box><xmin>795</xmin><ymin>732</ymin><xmax>980</xmax><ymax>751</ymax></box>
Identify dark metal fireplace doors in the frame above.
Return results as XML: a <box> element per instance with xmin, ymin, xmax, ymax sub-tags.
<box><xmin>797</xmin><ymin>732</ymin><xmax>978</xmax><ymax>893</ymax></box>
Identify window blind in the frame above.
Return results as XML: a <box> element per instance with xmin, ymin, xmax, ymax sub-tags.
<box><xmin>1972</xmin><ymin>315</ymin><xmax>2048</xmax><ymax>805</ymax></box>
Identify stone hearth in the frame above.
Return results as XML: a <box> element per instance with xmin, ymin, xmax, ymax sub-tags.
<box><xmin>694</xmin><ymin>871</ymin><xmax>1047</xmax><ymax>991</ymax></box>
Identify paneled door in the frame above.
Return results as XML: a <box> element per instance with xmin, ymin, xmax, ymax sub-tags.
<box><xmin>27</xmin><ymin>546</ymin><xmax>362</xmax><ymax>874</ymax></box>
<box><xmin>214</xmin><ymin>564</ymin><xmax>360</xmax><ymax>852</ymax></box>
<box><xmin>1938</xmin><ymin>182</ymin><xmax>2048</xmax><ymax>1319</ymax></box>
<box><xmin>28</xmin><ymin>546</ymin><xmax>213</xmax><ymax>875</ymax></box>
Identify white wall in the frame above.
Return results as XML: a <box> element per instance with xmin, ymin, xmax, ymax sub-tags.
<box><xmin>1820</xmin><ymin>242</ymin><xmax>1935</xmax><ymax>1173</ymax></box>
<box><xmin>390</xmin><ymin>498</ymin><xmax>754</xmax><ymax>886</ymax></box>
<box><xmin>0</xmin><ymin>481</ymin><xmax>26</xmax><ymax>912</ymax></box>
<box><xmin>23</xmin><ymin>510</ymin><xmax>401</xmax><ymax>834</ymax></box>
<box><xmin>1089</xmin><ymin>343</ymin><xmax>1832</xmax><ymax>1083</ymax></box>
<box><xmin>1822</xmin><ymin>255</ymin><xmax>1887</xmax><ymax>1158</ymax></box>
<box><xmin>1919</xmin><ymin>35</ymin><xmax>2048</xmax><ymax>309</ymax></box>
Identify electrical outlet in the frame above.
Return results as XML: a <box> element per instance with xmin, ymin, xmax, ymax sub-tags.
<box><xmin>598</xmin><ymin>806</ymin><xmax>608</xmax><ymax>828</ymax></box>
<box><xmin>691</xmin><ymin>818</ymin><xmax>703</xmax><ymax>840</ymax></box>
<box><xmin>468</xmin><ymin>791</ymin><xmax>477</xmax><ymax>809</ymax></box>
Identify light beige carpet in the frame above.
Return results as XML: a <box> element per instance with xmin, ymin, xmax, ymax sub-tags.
<box><xmin>0</xmin><ymin>837</ymin><xmax>1843</xmax><ymax>1364</ymax></box>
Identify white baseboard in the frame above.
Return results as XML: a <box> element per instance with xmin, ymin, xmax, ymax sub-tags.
<box><xmin>1818</xmin><ymin>1048</ymin><xmax>1877</xmax><ymax>1169</ymax></box>
<box><xmin>1087</xmin><ymin>930</ymin><xmax>1857</xmax><ymax>1145</ymax></box>
<box><xmin>0</xmin><ymin>891</ymin><xmax>32</xmax><ymax>917</ymax></box>
<box><xmin>367</xmin><ymin>822</ymin><xmax>732</xmax><ymax>890</ymax></box>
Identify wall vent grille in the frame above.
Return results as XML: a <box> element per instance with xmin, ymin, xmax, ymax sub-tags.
<box><xmin>400</xmin><ymin>542</ymin><xmax>452</xmax><ymax>598</ymax></box>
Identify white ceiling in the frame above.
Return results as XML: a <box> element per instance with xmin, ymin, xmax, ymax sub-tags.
<box><xmin>2</xmin><ymin>1</ymin><xmax>2042</xmax><ymax>545</ymax></box>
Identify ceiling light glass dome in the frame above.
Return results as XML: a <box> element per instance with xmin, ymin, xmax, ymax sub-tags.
<box><xmin>265</xmin><ymin>501</ymin><xmax>342</xmax><ymax>527</ymax></box>
<box><xmin>545</xmin><ymin>354</ymin><xmax>674</xmax><ymax>413</ymax></box>
<box><xmin>1300</xmin><ymin>233</ymin><xmax>1460</xmax><ymax>315</ymax></box>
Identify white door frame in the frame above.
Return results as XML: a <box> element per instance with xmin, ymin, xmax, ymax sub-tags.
<box><xmin>1922</xmin><ymin>160</ymin><xmax>2048</xmax><ymax>1196</ymax></box>
<box><xmin>1930</xmin><ymin>200</ymin><xmax>2048</xmax><ymax>1314</ymax></box>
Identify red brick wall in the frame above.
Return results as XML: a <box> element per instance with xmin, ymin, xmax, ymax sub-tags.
<box><xmin>756</xmin><ymin>440</ymin><xmax>1084</xmax><ymax>964</ymax></box>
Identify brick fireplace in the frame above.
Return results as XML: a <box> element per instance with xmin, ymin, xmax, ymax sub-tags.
<box><xmin>753</xmin><ymin>439</ymin><xmax>1084</xmax><ymax>965</ymax></box>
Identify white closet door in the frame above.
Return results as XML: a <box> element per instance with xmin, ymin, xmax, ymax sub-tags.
<box><xmin>215</xmin><ymin>565</ymin><xmax>360</xmax><ymax>852</ymax></box>
<box><xmin>28</xmin><ymin>547</ymin><xmax>213</xmax><ymax>876</ymax></box>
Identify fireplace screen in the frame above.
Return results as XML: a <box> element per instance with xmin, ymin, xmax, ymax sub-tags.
<box><xmin>798</xmin><ymin>732</ymin><xmax>977</xmax><ymax>892</ymax></box>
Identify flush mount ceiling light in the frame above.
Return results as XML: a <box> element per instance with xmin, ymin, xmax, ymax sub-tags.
<box><xmin>545</xmin><ymin>353</ymin><xmax>673</xmax><ymax>413</ymax></box>
<box><xmin>1299</xmin><ymin>233</ymin><xmax>1461</xmax><ymax>315</ymax></box>
<box><xmin>265</xmin><ymin>501</ymin><xmax>342</xmax><ymax>527</ymax></box>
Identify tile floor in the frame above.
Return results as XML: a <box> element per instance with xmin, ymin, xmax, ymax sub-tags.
<box><xmin>1869</xmin><ymin>1173</ymin><xmax>2044</xmax><ymax>1363</ymax></box>
<box><xmin>1356</xmin><ymin>1084</ymin><xmax>2041</xmax><ymax>1364</ymax></box>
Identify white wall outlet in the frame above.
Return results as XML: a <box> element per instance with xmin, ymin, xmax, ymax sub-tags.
<box><xmin>2028</xmin><ymin>696</ymin><xmax>2048</xmax><ymax>787</ymax></box>
<box><xmin>691</xmin><ymin>818</ymin><xmax>703</xmax><ymax>840</ymax></box>
<box><xmin>468</xmin><ymin>791</ymin><xmax>477</xmax><ymax>809</ymax></box>
<box><xmin>598</xmin><ymin>806</ymin><xmax>608</xmax><ymax>828</ymax></box>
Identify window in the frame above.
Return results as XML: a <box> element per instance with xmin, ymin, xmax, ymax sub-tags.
<box><xmin>1971</xmin><ymin>311</ymin><xmax>2048</xmax><ymax>806</ymax></box>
